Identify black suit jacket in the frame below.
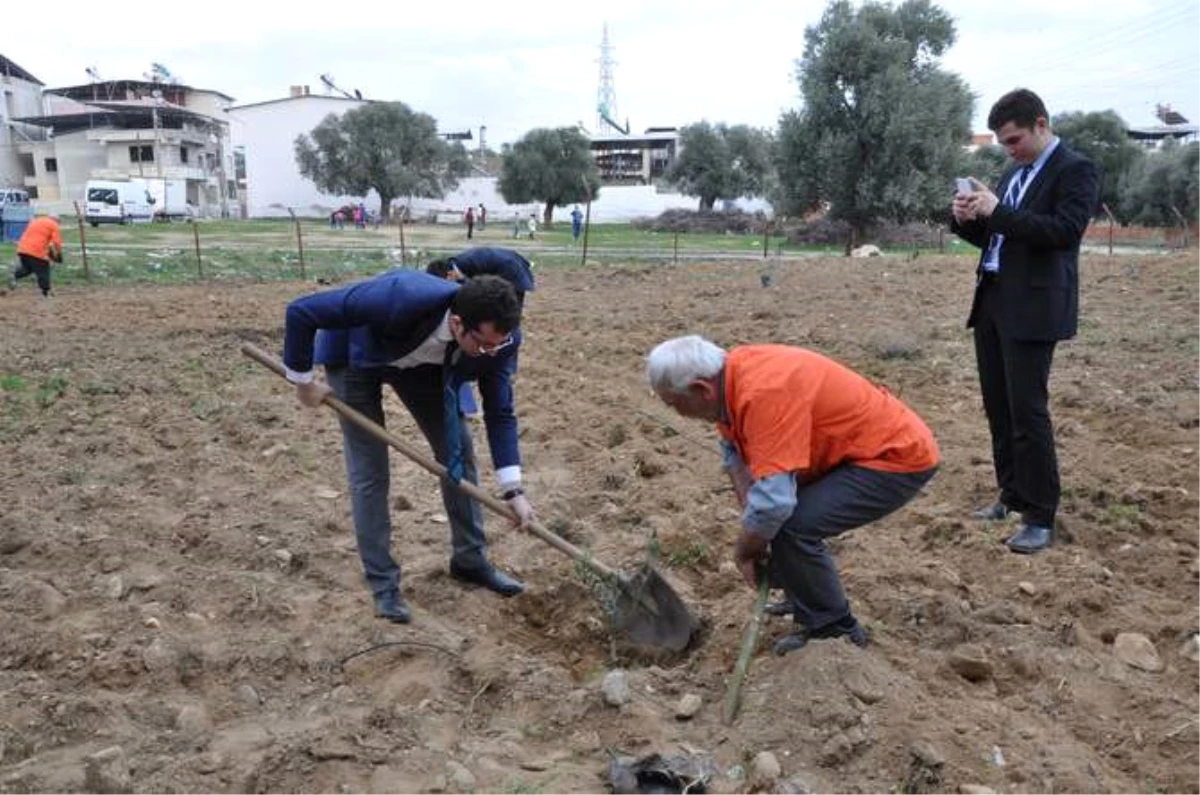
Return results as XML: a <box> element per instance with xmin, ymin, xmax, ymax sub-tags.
<box><xmin>952</xmin><ymin>141</ymin><xmax>1099</xmax><ymax>342</ymax></box>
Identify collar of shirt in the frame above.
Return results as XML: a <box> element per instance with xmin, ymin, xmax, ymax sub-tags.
<box><xmin>1021</xmin><ymin>135</ymin><xmax>1060</xmax><ymax>195</ymax></box>
<box><xmin>390</xmin><ymin>311</ymin><xmax>454</xmax><ymax>370</ymax></box>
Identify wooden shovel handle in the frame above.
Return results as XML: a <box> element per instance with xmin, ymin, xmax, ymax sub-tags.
<box><xmin>240</xmin><ymin>342</ymin><xmax>618</xmax><ymax>579</ymax></box>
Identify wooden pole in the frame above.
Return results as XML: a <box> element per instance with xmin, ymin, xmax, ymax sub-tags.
<box><xmin>723</xmin><ymin>576</ymin><xmax>770</xmax><ymax>725</ymax></box>
<box><xmin>286</xmin><ymin>207</ymin><xmax>305</xmax><ymax>279</ymax></box>
<box><xmin>762</xmin><ymin>219</ymin><xmax>770</xmax><ymax>258</ymax></box>
<box><xmin>398</xmin><ymin>204</ymin><xmax>408</xmax><ymax>266</ymax></box>
<box><xmin>1101</xmin><ymin>203</ymin><xmax>1116</xmax><ymax>255</ymax></box>
<box><xmin>71</xmin><ymin>200</ymin><xmax>89</xmax><ymax>281</ymax></box>
<box><xmin>192</xmin><ymin>221</ymin><xmax>203</xmax><ymax>279</ymax></box>
<box><xmin>673</xmin><ymin>231</ymin><xmax>679</xmax><ymax>264</ymax></box>
<box><xmin>580</xmin><ymin>177</ymin><xmax>592</xmax><ymax>267</ymax></box>
<box><xmin>1170</xmin><ymin>206</ymin><xmax>1188</xmax><ymax>249</ymax></box>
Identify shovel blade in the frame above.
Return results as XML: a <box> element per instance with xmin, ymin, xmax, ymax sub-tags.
<box><xmin>612</xmin><ymin>567</ymin><xmax>699</xmax><ymax>653</ymax></box>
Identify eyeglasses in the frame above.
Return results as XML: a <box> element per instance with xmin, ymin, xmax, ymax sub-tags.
<box><xmin>467</xmin><ymin>329</ymin><xmax>515</xmax><ymax>355</ymax></box>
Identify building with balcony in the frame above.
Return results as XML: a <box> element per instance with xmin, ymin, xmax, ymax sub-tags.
<box><xmin>589</xmin><ymin>128</ymin><xmax>679</xmax><ymax>185</ymax></box>
<box><xmin>9</xmin><ymin>76</ymin><xmax>235</xmax><ymax>217</ymax></box>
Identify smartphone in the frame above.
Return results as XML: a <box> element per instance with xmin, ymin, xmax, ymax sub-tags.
<box><xmin>955</xmin><ymin>177</ymin><xmax>973</xmax><ymax>195</ymax></box>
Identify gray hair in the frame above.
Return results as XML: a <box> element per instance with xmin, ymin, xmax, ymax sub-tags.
<box><xmin>645</xmin><ymin>335</ymin><xmax>727</xmax><ymax>394</ymax></box>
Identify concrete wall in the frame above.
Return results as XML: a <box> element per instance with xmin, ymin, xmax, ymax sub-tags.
<box><xmin>40</xmin><ymin>132</ymin><xmax>108</xmax><ymax>212</ymax></box>
<box><xmin>0</xmin><ymin>73</ymin><xmax>47</xmax><ymax>187</ymax></box>
<box><xmin>228</xmin><ymin>95</ymin><xmax>376</xmax><ymax>218</ymax></box>
<box><xmin>402</xmin><ymin>176</ymin><xmax>772</xmax><ymax>225</ymax></box>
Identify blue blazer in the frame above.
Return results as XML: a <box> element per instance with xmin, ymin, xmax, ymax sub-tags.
<box><xmin>449</xmin><ymin>248</ymin><xmax>536</xmax><ymax>295</ymax></box>
<box><xmin>283</xmin><ymin>269</ymin><xmax>523</xmax><ymax>469</ymax></box>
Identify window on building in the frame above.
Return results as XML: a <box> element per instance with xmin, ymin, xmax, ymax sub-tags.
<box><xmin>180</xmin><ymin>147</ymin><xmax>189</xmax><ymax>164</ymax></box>
<box><xmin>44</xmin><ymin>158</ymin><xmax>58</xmax><ymax>173</ymax></box>
<box><xmin>129</xmin><ymin>145</ymin><xmax>155</xmax><ymax>163</ymax></box>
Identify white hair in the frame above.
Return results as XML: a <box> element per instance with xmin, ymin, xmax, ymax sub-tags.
<box><xmin>645</xmin><ymin>335</ymin><xmax>727</xmax><ymax>394</ymax></box>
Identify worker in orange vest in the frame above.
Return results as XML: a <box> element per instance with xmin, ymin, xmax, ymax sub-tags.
<box><xmin>10</xmin><ymin>212</ymin><xmax>63</xmax><ymax>297</ymax></box>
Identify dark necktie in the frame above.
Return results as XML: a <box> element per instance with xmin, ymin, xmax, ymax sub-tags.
<box><xmin>442</xmin><ymin>342</ymin><xmax>465</xmax><ymax>483</ymax></box>
<box><xmin>1004</xmin><ymin>165</ymin><xmax>1033</xmax><ymax>207</ymax></box>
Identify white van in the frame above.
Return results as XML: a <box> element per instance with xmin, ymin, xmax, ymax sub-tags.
<box><xmin>85</xmin><ymin>179</ymin><xmax>155</xmax><ymax>226</ymax></box>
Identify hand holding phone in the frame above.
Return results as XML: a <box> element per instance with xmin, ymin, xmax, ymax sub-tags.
<box><xmin>955</xmin><ymin>177</ymin><xmax>973</xmax><ymax>195</ymax></box>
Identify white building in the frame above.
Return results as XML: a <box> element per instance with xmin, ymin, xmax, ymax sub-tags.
<box><xmin>0</xmin><ymin>55</ymin><xmax>49</xmax><ymax>191</ymax></box>
<box><xmin>227</xmin><ymin>87</ymin><xmax>375</xmax><ymax>219</ymax></box>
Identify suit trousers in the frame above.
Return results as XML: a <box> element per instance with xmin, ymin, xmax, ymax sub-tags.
<box><xmin>768</xmin><ymin>464</ymin><xmax>938</xmax><ymax>631</ymax></box>
<box><xmin>972</xmin><ymin>280</ymin><xmax>1060</xmax><ymax>527</ymax></box>
<box><xmin>326</xmin><ymin>364</ymin><xmax>488</xmax><ymax>598</ymax></box>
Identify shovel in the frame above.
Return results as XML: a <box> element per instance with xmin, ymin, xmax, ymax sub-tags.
<box><xmin>241</xmin><ymin>343</ymin><xmax>699</xmax><ymax>653</ymax></box>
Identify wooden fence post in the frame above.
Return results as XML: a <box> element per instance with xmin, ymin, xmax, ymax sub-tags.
<box><xmin>286</xmin><ymin>207</ymin><xmax>305</xmax><ymax>279</ymax></box>
<box><xmin>192</xmin><ymin>222</ymin><xmax>203</xmax><ymax>279</ymax></box>
<box><xmin>71</xmin><ymin>200</ymin><xmax>89</xmax><ymax>281</ymax></box>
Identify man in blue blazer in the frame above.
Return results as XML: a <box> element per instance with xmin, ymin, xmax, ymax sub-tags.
<box><xmin>282</xmin><ymin>271</ymin><xmax>536</xmax><ymax>623</ymax></box>
<box><xmin>951</xmin><ymin>88</ymin><xmax>1099</xmax><ymax>554</ymax></box>
<box><xmin>426</xmin><ymin>247</ymin><xmax>535</xmax><ymax>306</ymax></box>
<box><xmin>427</xmin><ymin>248</ymin><xmax>537</xmax><ymax>417</ymax></box>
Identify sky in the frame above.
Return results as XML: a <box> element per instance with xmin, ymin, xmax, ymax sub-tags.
<box><xmin>5</xmin><ymin>0</ymin><xmax>1197</xmax><ymax>146</ymax></box>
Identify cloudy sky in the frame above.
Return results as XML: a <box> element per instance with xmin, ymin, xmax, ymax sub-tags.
<box><xmin>6</xmin><ymin>0</ymin><xmax>1197</xmax><ymax>145</ymax></box>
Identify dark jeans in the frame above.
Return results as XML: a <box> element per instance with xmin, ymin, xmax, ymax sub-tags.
<box><xmin>973</xmin><ymin>282</ymin><xmax>1060</xmax><ymax>526</ymax></box>
<box><xmin>326</xmin><ymin>364</ymin><xmax>489</xmax><ymax>599</ymax></box>
<box><xmin>13</xmin><ymin>254</ymin><xmax>51</xmax><ymax>295</ymax></box>
<box><xmin>769</xmin><ymin>464</ymin><xmax>938</xmax><ymax>630</ymax></box>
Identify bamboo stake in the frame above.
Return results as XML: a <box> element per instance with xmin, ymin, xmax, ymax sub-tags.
<box><xmin>722</xmin><ymin>576</ymin><xmax>770</xmax><ymax>725</ymax></box>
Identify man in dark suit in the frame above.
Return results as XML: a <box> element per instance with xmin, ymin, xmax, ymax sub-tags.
<box><xmin>282</xmin><ymin>272</ymin><xmax>536</xmax><ymax>623</ymax></box>
<box><xmin>427</xmin><ymin>248</ymin><xmax>537</xmax><ymax>417</ymax></box>
<box><xmin>951</xmin><ymin>88</ymin><xmax>1099</xmax><ymax>554</ymax></box>
<box><xmin>426</xmin><ymin>247</ymin><xmax>536</xmax><ymax>307</ymax></box>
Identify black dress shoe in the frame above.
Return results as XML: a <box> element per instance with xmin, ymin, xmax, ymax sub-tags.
<box><xmin>449</xmin><ymin>562</ymin><xmax>524</xmax><ymax>597</ymax></box>
<box><xmin>1006</xmin><ymin>523</ymin><xmax>1054</xmax><ymax>554</ymax></box>
<box><xmin>773</xmin><ymin>615</ymin><xmax>869</xmax><ymax>656</ymax></box>
<box><xmin>971</xmin><ymin>501</ymin><xmax>1011</xmax><ymax>521</ymax></box>
<box><xmin>374</xmin><ymin>591</ymin><xmax>412</xmax><ymax>624</ymax></box>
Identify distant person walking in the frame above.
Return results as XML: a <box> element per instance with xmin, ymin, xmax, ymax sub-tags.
<box><xmin>465</xmin><ymin>206</ymin><xmax>476</xmax><ymax>240</ymax></box>
<box><xmin>9</xmin><ymin>212</ymin><xmax>63</xmax><ymax>297</ymax></box>
<box><xmin>512</xmin><ymin>212</ymin><xmax>522</xmax><ymax>239</ymax></box>
<box><xmin>570</xmin><ymin>205</ymin><xmax>583</xmax><ymax>243</ymax></box>
<box><xmin>527</xmin><ymin>213</ymin><xmax>538</xmax><ymax>240</ymax></box>
<box><xmin>478</xmin><ymin>204</ymin><xmax>487</xmax><ymax>230</ymax></box>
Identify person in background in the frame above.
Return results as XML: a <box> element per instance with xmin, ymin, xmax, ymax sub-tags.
<box><xmin>478</xmin><ymin>204</ymin><xmax>487</xmax><ymax>230</ymax></box>
<box><xmin>465</xmin><ymin>206</ymin><xmax>476</xmax><ymax>240</ymax></box>
<box><xmin>426</xmin><ymin>248</ymin><xmax>536</xmax><ymax>418</ymax></box>
<box><xmin>570</xmin><ymin>205</ymin><xmax>584</xmax><ymax>244</ymax></box>
<box><xmin>526</xmin><ymin>213</ymin><xmax>538</xmax><ymax>240</ymax></box>
<box><xmin>9</xmin><ymin>212</ymin><xmax>63</xmax><ymax>297</ymax></box>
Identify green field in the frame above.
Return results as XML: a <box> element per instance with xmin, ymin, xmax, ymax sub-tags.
<box><xmin>0</xmin><ymin>217</ymin><xmax>968</xmax><ymax>286</ymax></box>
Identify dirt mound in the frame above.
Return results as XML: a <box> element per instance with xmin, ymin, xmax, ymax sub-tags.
<box><xmin>0</xmin><ymin>253</ymin><xmax>1196</xmax><ymax>793</ymax></box>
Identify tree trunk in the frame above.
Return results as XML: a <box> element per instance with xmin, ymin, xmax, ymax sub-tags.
<box><xmin>700</xmin><ymin>197</ymin><xmax>716</xmax><ymax>212</ymax></box>
<box><xmin>543</xmin><ymin>203</ymin><xmax>555</xmax><ymax>229</ymax></box>
<box><xmin>379</xmin><ymin>192</ymin><xmax>393</xmax><ymax>222</ymax></box>
<box><xmin>844</xmin><ymin>224</ymin><xmax>862</xmax><ymax>257</ymax></box>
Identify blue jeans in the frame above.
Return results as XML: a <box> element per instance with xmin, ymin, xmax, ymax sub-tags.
<box><xmin>326</xmin><ymin>365</ymin><xmax>489</xmax><ymax>599</ymax></box>
<box><xmin>769</xmin><ymin>464</ymin><xmax>938</xmax><ymax>630</ymax></box>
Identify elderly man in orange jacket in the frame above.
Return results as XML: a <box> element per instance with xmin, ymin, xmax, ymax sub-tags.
<box><xmin>647</xmin><ymin>335</ymin><xmax>940</xmax><ymax>655</ymax></box>
<box><xmin>11</xmin><ymin>212</ymin><xmax>64</xmax><ymax>297</ymax></box>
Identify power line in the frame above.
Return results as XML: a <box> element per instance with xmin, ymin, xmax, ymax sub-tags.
<box><xmin>1035</xmin><ymin>5</ymin><xmax>1198</xmax><ymax>73</ymax></box>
